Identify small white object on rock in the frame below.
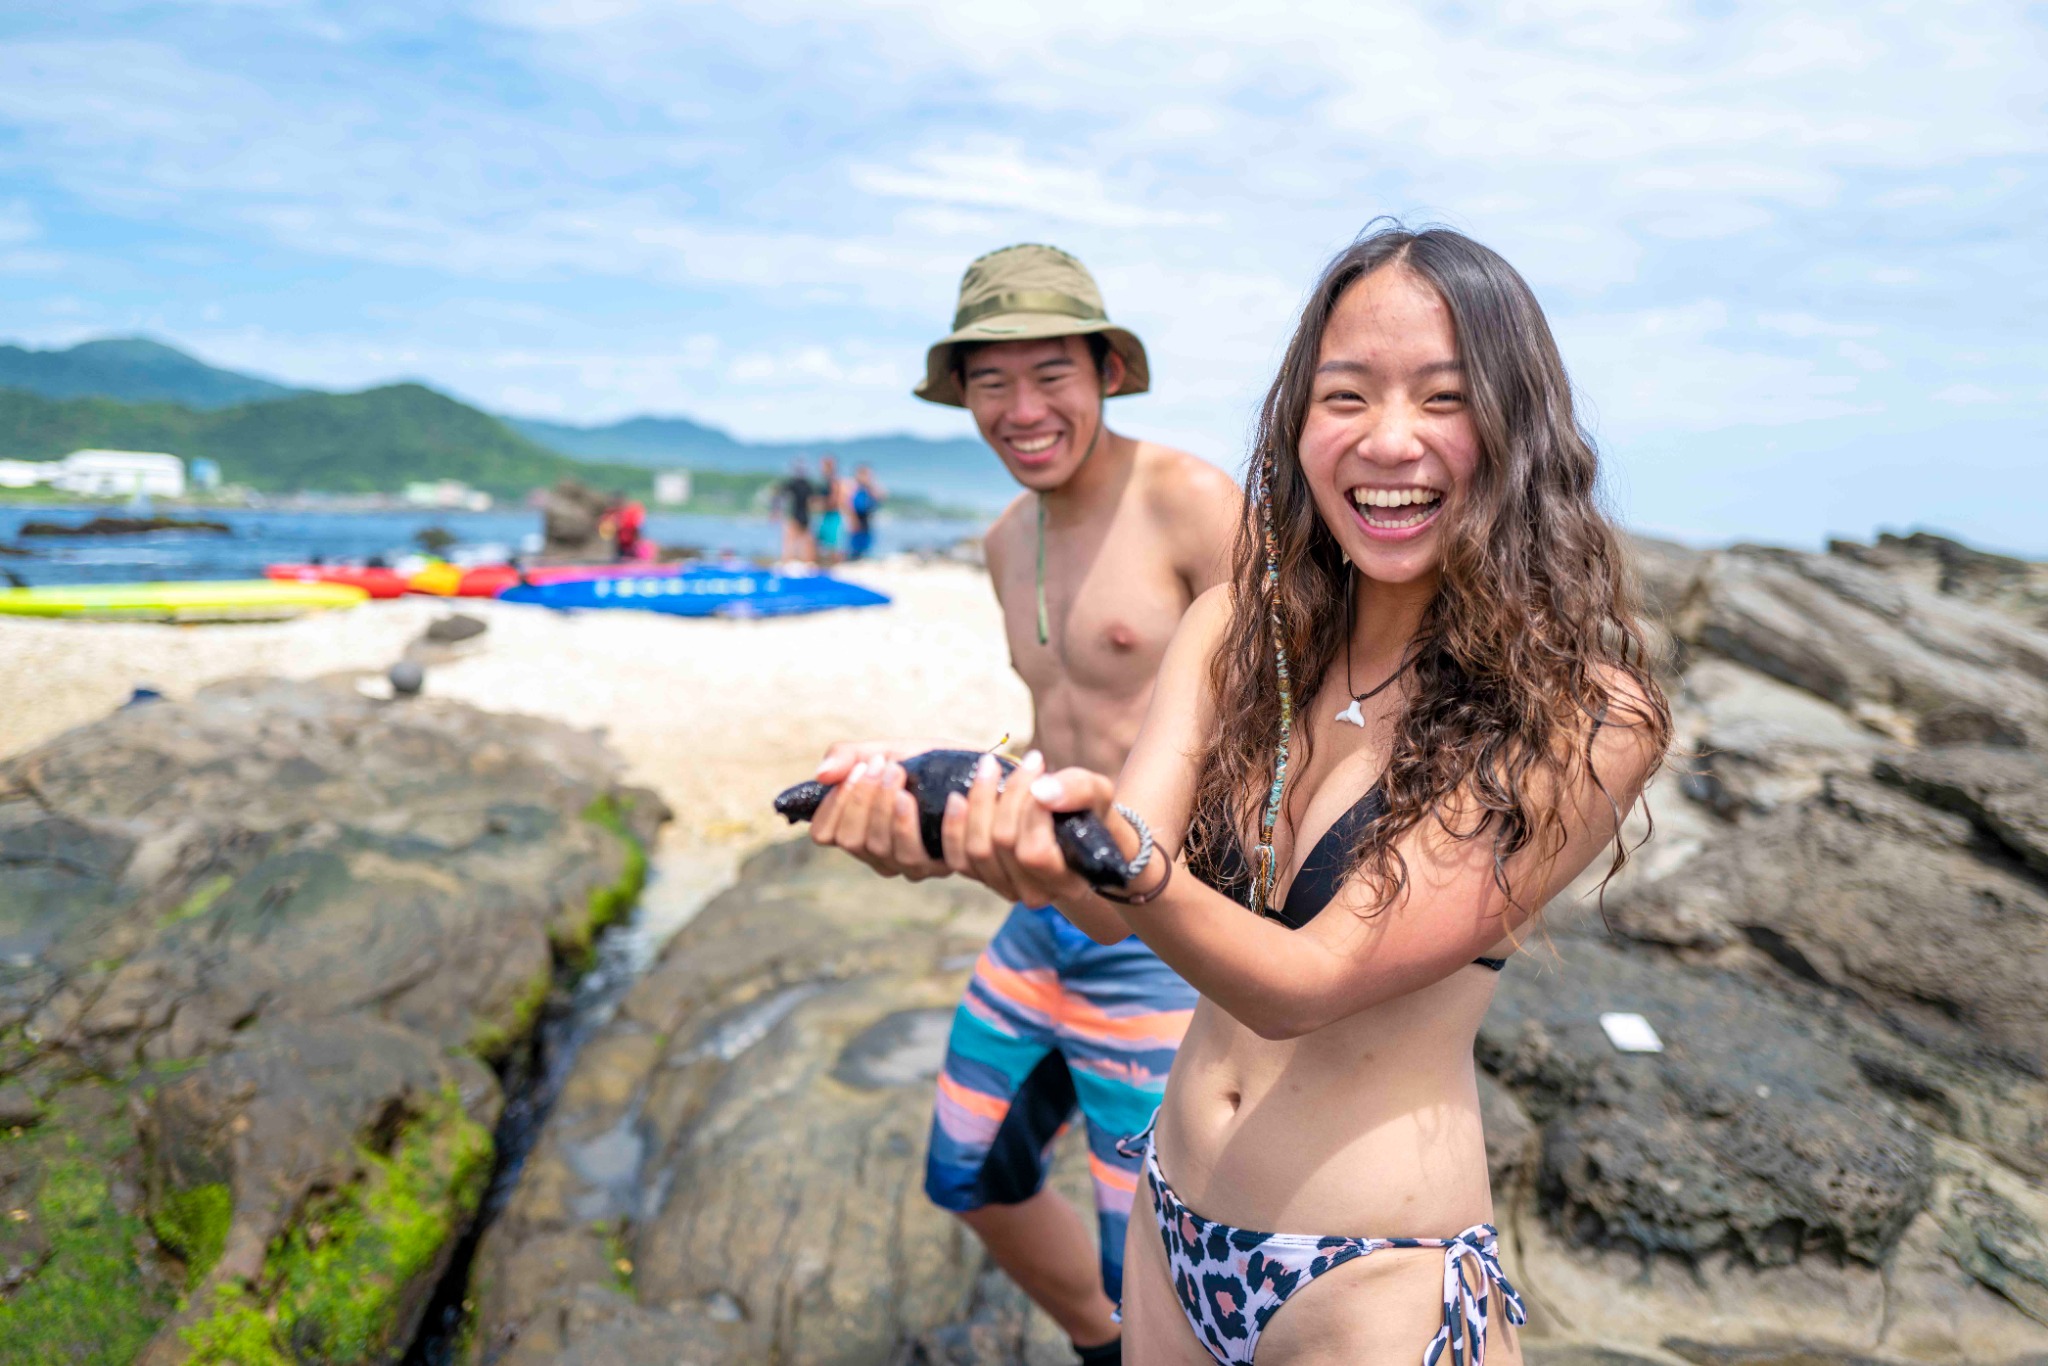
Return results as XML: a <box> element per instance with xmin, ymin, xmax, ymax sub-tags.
<box><xmin>1599</xmin><ymin>1011</ymin><xmax>1664</xmax><ymax>1053</ymax></box>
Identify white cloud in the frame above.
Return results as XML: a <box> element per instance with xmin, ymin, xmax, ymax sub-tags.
<box><xmin>1756</xmin><ymin>312</ymin><xmax>1878</xmax><ymax>339</ymax></box>
<box><xmin>1836</xmin><ymin>340</ymin><xmax>1890</xmax><ymax>372</ymax></box>
<box><xmin>851</xmin><ymin>148</ymin><xmax>1218</xmax><ymax>230</ymax></box>
<box><xmin>1560</xmin><ymin>300</ymin><xmax>1877</xmax><ymax>434</ymax></box>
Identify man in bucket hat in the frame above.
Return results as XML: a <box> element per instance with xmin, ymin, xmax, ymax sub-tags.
<box><xmin>811</xmin><ymin>244</ymin><xmax>1239</xmax><ymax>1362</ymax></box>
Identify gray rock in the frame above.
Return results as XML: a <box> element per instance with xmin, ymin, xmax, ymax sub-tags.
<box><xmin>1873</xmin><ymin>744</ymin><xmax>2048</xmax><ymax>877</ymax></box>
<box><xmin>1660</xmin><ymin>1341</ymin><xmax>1899</xmax><ymax>1366</ymax></box>
<box><xmin>543</xmin><ymin>479</ymin><xmax>614</xmax><ymax>559</ymax></box>
<box><xmin>0</xmin><ymin>1081</ymin><xmax>40</xmax><ymax>1128</ymax></box>
<box><xmin>0</xmin><ymin>677</ymin><xmax>663</xmax><ymax>1364</ymax></box>
<box><xmin>1479</xmin><ymin>1070</ymin><xmax>1537</xmax><ymax>1204</ymax></box>
<box><xmin>1627</xmin><ymin>533</ymin><xmax>1707</xmax><ymax>629</ymax></box>
<box><xmin>1483</xmin><ymin>938</ymin><xmax>1933</xmax><ymax>1266</ymax></box>
<box><xmin>1674</xmin><ymin>544</ymin><xmax>2048</xmax><ymax>746</ymax></box>
<box><xmin>1677</xmin><ymin>657</ymin><xmax>1885</xmax><ymax>817</ymax></box>
<box><xmin>1616</xmin><ymin>768</ymin><xmax>2048</xmax><ymax>1079</ymax></box>
<box><xmin>425</xmin><ymin>613</ymin><xmax>489</xmax><ymax>644</ymax></box>
<box><xmin>1829</xmin><ymin>531</ymin><xmax>2048</xmax><ymax>630</ymax></box>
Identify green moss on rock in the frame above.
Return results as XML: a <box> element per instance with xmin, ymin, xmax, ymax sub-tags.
<box><xmin>176</xmin><ymin>1086</ymin><xmax>493</xmax><ymax>1364</ymax></box>
<box><xmin>150</xmin><ymin>1181</ymin><xmax>232</xmax><ymax>1286</ymax></box>
<box><xmin>179</xmin><ymin>1285</ymin><xmax>290</xmax><ymax>1366</ymax></box>
<box><xmin>580</xmin><ymin>793</ymin><xmax>649</xmax><ymax>942</ymax></box>
<box><xmin>158</xmin><ymin>873</ymin><xmax>234</xmax><ymax>928</ymax></box>
<box><xmin>467</xmin><ymin>966</ymin><xmax>552</xmax><ymax>1063</ymax></box>
<box><xmin>0</xmin><ymin>1147</ymin><xmax>182</xmax><ymax>1365</ymax></box>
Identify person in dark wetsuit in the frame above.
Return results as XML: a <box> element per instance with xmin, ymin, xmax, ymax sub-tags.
<box><xmin>778</xmin><ymin>459</ymin><xmax>816</xmax><ymax>565</ymax></box>
<box><xmin>834</xmin><ymin>226</ymin><xmax>1675</xmax><ymax>1365</ymax></box>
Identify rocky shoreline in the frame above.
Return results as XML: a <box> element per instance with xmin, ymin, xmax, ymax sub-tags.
<box><xmin>2</xmin><ymin>529</ymin><xmax>2045</xmax><ymax>1364</ymax></box>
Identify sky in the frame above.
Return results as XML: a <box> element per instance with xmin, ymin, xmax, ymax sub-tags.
<box><xmin>0</xmin><ymin>1</ymin><xmax>2043</xmax><ymax>550</ymax></box>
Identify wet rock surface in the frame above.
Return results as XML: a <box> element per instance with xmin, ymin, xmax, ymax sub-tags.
<box><xmin>469</xmin><ymin>838</ymin><xmax>1021</xmax><ymax>1366</ymax></box>
<box><xmin>0</xmin><ymin>677</ymin><xmax>663</xmax><ymax>1364</ymax></box>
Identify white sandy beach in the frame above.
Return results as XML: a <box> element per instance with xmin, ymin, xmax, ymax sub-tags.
<box><xmin>0</xmin><ymin>559</ymin><xmax>1030</xmax><ymax>866</ymax></box>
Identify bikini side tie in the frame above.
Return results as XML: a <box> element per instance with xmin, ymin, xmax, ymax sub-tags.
<box><xmin>1429</xmin><ymin>1226</ymin><xmax>1528</xmax><ymax>1366</ymax></box>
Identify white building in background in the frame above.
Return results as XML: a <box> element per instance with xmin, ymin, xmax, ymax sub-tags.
<box><xmin>0</xmin><ymin>459</ymin><xmax>52</xmax><ymax>489</ymax></box>
<box><xmin>56</xmin><ymin>450</ymin><xmax>185</xmax><ymax>498</ymax></box>
<box><xmin>654</xmin><ymin>470</ymin><xmax>692</xmax><ymax>506</ymax></box>
<box><xmin>403</xmin><ymin>479</ymin><xmax>493</xmax><ymax>512</ymax></box>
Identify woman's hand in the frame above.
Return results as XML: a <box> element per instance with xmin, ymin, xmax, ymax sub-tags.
<box><xmin>944</xmin><ymin>751</ymin><xmax>1118</xmax><ymax>908</ymax></box>
<box><xmin>808</xmin><ymin>739</ymin><xmax>965</xmax><ymax>882</ymax></box>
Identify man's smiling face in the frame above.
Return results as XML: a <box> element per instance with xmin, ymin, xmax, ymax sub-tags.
<box><xmin>959</xmin><ymin>335</ymin><xmax>1124</xmax><ymax>492</ymax></box>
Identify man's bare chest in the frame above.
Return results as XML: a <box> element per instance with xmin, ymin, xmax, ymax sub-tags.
<box><xmin>992</xmin><ymin>534</ymin><xmax>1187</xmax><ymax>696</ymax></box>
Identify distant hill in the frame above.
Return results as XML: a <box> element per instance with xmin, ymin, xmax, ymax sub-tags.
<box><xmin>0</xmin><ymin>335</ymin><xmax>1011</xmax><ymax>511</ymax></box>
<box><xmin>512</xmin><ymin>414</ymin><xmax>745</xmax><ymax>463</ymax></box>
<box><xmin>0</xmin><ymin>338</ymin><xmax>304</xmax><ymax>409</ymax></box>
<box><xmin>510</xmin><ymin>415</ymin><xmax>1011</xmax><ymax>509</ymax></box>
<box><xmin>0</xmin><ymin>386</ymin><xmax>653</xmax><ymax>499</ymax></box>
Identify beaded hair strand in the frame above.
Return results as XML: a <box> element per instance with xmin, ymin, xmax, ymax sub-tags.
<box><xmin>1250</xmin><ymin>441</ymin><xmax>1294</xmax><ymax>915</ymax></box>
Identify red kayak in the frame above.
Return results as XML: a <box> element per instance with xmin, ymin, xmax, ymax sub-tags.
<box><xmin>268</xmin><ymin>561</ymin><xmax>711</xmax><ymax>600</ymax></box>
<box><xmin>265</xmin><ymin>564</ymin><xmax>412</xmax><ymax>599</ymax></box>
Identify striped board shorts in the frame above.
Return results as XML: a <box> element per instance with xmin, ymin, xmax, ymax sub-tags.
<box><xmin>925</xmin><ymin>903</ymin><xmax>1197</xmax><ymax>1303</ymax></box>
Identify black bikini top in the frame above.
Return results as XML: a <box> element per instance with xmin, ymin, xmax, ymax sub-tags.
<box><xmin>1190</xmin><ymin>784</ymin><xmax>1508</xmax><ymax>972</ymax></box>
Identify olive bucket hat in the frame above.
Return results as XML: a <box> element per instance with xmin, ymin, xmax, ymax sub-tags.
<box><xmin>914</xmin><ymin>243</ymin><xmax>1150</xmax><ymax>407</ymax></box>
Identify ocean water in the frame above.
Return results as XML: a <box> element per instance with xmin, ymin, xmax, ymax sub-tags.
<box><xmin>0</xmin><ymin>505</ymin><xmax>985</xmax><ymax>587</ymax></box>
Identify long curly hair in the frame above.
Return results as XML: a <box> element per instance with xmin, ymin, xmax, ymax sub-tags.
<box><xmin>1185</xmin><ymin>224</ymin><xmax>1671</xmax><ymax>918</ymax></box>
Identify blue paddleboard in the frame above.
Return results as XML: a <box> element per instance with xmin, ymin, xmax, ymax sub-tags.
<box><xmin>496</xmin><ymin>564</ymin><xmax>891</xmax><ymax>618</ymax></box>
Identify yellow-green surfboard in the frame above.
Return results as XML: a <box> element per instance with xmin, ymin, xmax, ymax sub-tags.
<box><xmin>0</xmin><ymin>580</ymin><xmax>370</xmax><ymax>623</ymax></box>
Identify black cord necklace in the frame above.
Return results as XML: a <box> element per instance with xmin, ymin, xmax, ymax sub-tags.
<box><xmin>1334</xmin><ymin>576</ymin><xmax>1418</xmax><ymax>727</ymax></box>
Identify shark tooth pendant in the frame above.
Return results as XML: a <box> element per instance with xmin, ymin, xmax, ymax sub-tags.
<box><xmin>1335</xmin><ymin>698</ymin><xmax>1365</xmax><ymax>727</ymax></box>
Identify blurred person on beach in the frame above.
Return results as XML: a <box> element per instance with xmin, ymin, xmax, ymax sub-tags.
<box><xmin>809</xmin><ymin>243</ymin><xmax>1240</xmax><ymax>1365</ymax></box>
<box><xmin>848</xmin><ymin>464</ymin><xmax>884</xmax><ymax>561</ymax></box>
<box><xmin>609</xmin><ymin>492</ymin><xmax>649</xmax><ymax>562</ymax></box>
<box><xmin>837</xmin><ymin>227</ymin><xmax>1672</xmax><ymax>1364</ymax></box>
<box><xmin>779</xmin><ymin>459</ymin><xmax>817</xmax><ymax>565</ymax></box>
<box><xmin>816</xmin><ymin>454</ymin><xmax>848</xmax><ymax>563</ymax></box>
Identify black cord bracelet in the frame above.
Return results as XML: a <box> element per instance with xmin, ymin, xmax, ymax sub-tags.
<box><xmin>1096</xmin><ymin>856</ymin><xmax>1173</xmax><ymax>906</ymax></box>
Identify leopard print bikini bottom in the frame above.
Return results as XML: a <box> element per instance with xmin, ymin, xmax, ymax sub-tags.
<box><xmin>1121</xmin><ymin>1120</ymin><xmax>1524</xmax><ymax>1366</ymax></box>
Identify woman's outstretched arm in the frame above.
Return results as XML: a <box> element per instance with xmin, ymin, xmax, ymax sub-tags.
<box><xmin>950</xmin><ymin>587</ymin><xmax>1663</xmax><ymax>1037</ymax></box>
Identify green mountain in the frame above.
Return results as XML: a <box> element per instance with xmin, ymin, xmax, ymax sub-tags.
<box><xmin>0</xmin><ymin>338</ymin><xmax>303</xmax><ymax>409</ymax></box>
<box><xmin>0</xmin><ymin>385</ymin><xmax>653</xmax><ymax>499</ymax></box>
<box><xmin>0</xmin><ymin>334</ymin><xmax>1011</xmax><ymax>510</ymax></box>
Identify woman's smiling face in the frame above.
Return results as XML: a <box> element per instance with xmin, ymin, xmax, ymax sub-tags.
<box><xmin>1299</xmin><ymin>265</ymin><xmax>1481</xmax><ymax>587</ymax></box>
